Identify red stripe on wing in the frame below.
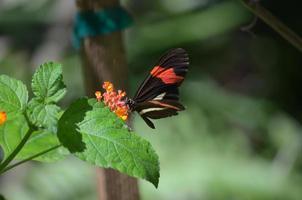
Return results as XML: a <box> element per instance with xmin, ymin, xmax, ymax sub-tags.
<box><xmin>150</xmin><ymin>66</ymin><xmax>184</xmax><ymax>84</ymax></box>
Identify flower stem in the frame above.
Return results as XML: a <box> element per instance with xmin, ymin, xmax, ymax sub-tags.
<box><xmin>0</xmin><ymin>127</ymin><xmax>34</xmax><ymax>173</ymax></box>
<box><xmin>0</xmin><ymin>144</ymin><xmax>62</xmax><ymax>174</ymax></box>
<box><xmin>239</xmin><ymin>0</ymin><xmax>302</xmax><ymax>53</ymax></box>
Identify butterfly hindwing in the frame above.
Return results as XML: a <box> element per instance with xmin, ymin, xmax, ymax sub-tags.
<box><xmin>134</xmin><ymin>99</ymin><xmax>184</xmax><ymax>129</ymax></box>
<box><xmin>129</xmin><ymin>48</ymin><xmax>189</xmax><ymax>129</ymax></box>
<box><xmin>135</xmin><ymin>99</ymin><xmax>184</xmax><ymax>118</ymax></box>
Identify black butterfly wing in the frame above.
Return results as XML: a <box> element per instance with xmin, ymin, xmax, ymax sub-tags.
<box><xmin>130</xmin><ymin>48</ymin><xmax>189</xmax><ymax>129</ymax></box>
<box><xmin>133</xmin><ymin>48</ymin><xmax>189</xmax><ymax>103</ymax></box>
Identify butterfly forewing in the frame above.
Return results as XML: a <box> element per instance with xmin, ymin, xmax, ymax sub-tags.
<box><xmin>133</xmin><ymin>48</ymin><xmax>188</xmax><ymax>101</ymax></box>
<box><xmin>129</xmin><ymin>48</ymin><xmax>189</xmax><ymax>129</ymax></box>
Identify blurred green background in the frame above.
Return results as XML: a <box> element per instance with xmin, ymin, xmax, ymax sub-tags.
<box><xmin>0</xmin><ymin>0</ymin><xmax>302</xmax><ymax>199</ymax></box>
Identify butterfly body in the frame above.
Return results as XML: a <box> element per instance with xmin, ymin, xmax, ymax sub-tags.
<box><xmin>127</xmin><ymin>48</ymin><xmax>189</xmax><ymax>129</ymax></box>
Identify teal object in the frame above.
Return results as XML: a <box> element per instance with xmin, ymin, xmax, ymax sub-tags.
<box><xmin>73</xmin><ymin>6</ymin><xmax>133</xmax><ymax>48</ymax></box>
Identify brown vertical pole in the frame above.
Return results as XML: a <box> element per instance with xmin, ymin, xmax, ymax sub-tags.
<box><xmin>76</xmin><ymin>0</ymin><xmax>140</xmax><ymax>200</ymax></box>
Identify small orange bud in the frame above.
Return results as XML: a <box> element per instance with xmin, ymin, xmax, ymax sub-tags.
<box><xmin>118</xmin><ymin>90</ymin><xmax>126</xmax><ymax>97</ymax></box>
<box><xmin>0</xmin><ymin>111</ymin><xmax>7</xmax><ymax>125</ymax></box>
<box><xmin>121</xmin><ymin>115</ymin><xmax>128</xmax><ymax>121</ymax></box>
<box><xmin>103</xmin><ymin>81</ymin><xmax>114</xmax><ymax>92</ymax></box>
<box><xmin>95</xmin><ymin>91</ymin><xmax>102</xmax><ymax>102</ymax></box>
<box><xmin>114</xmin><ymin>106</ymin><xmax>128</xmax><ymax>121</ymax></box>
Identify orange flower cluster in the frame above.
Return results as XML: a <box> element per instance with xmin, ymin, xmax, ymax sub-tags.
<box><xmin>0</xmin><ymin>111</ymin><xmax>7</xmax><ymax>126</ymax></box>
<box><xmin>95</xmin><ymin>81</ymin><xmax>129</xmax><ymax>121</ymax></box>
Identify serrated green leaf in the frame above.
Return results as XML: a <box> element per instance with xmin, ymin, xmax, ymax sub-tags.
<box><xmin>0</xmin><ymin>113</ymin><xmax>67</xmax><ymax>162</ymax></box>
<box><xmin>57</xmin><ymin>98</ymin><xmax>90</xmax><ymax>153</ymax></box>
<box><xmin>27</xmin><ymin>98</ymin><xmax>61</xmax><ymax>132</ymax></box>
<box><xmin>78</xmin><ymin>128</ymin><xmax>160</xmax><ymax>187</ymax></box>
<box><xmin>32</xmin><ymin>62</ymin><xmax>66</xmax><ymax>103</ymax></box>
<box><xmin>17</xmin><ymin>130</ymin><xmax>68</xmax><ymax>162</ymax></box>
<box><xmin>0</xmin><ymin>75</ymin><xmax>28</xmax><ymax>113</ymax></box>
<box><xmin>58</xmin><ymin>98</ymin><xmax>160</xmax><ymax>187</ymax></box>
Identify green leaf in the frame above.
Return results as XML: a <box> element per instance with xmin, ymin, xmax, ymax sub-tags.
<box><xmin>26</xmin><ymin>98</ymin><xmax>61</xmax><ymax>132</ymax></box>
<box><xmin>0</xmin><ymin>75</ymin><xmax>28</xmax><ymax>113</ymax></box>
<box><xmin>0</xmin><ymin>113</ymin><xmax>66</xmax><ymax>162</ymax></box>
<box><xmin>17</xmin><ymin>130</ymin><xmax>68</xmax><ymax>162</ymax></box>
<box><xmin>77</xmin><ymin>127</ymin><xmax>160</xmax><ymax>188</ymax></box>
<box><xmin>57</xmin><ymin>98</ymin><xmax>91</xmax><ymax>153</ymax></box>
<box><xmin>31</xmin><ymin>62</ymin><xmax>66</xmax><ymax>103</ymax></box>
<box><xmin>58</xmin><ymin>98</ymin><xmax>160</xmax><ymax>187</ymax></box>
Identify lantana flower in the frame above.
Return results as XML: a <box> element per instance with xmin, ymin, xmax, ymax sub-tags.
<box><xmin>95</xmin><ymin>81</ymin><xmax>129</xmax><ymax>121</ymax></box>
<box><xmin>0</xmin><ymin>111</ymin><xmax>7</xmax><ymax>126</ymax></box>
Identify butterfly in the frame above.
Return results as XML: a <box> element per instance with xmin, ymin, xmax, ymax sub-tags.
<box><xmin>126</xmin><ymin>48</ymin><xmax>189</xmax><ymax>129</ymax></box>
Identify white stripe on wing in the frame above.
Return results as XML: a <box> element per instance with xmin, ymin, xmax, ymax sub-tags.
<box><xmin>153</xmin><ymin>92</ymin><xmax>166</xmax><ymax>100</ymax></box>
<box><xmin>139</xmin><ymin>107</ymin><xmax>166</xmax><ymax>115</ymax></box>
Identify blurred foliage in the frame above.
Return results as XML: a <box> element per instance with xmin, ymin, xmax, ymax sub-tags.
<box><xmin>1</xmin><ymin>159</ymin><xmax>98</xmax><ymax>200</ymax></box>
<box><xmin>0</xmin><ymin>0</ymin><xmax>302</xmax><ymax>199</ymax></box>
<box><xmin>126</xmin><ymin>1</ymin><xmax>251</xmax><ymax>60</ymax></box>
<box><xmin>0</xmin><ymin>0</ymin><xmax>55</xmax><ymax>51</ymax></box>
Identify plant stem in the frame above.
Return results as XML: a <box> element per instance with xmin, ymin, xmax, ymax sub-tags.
<box><xmin>0</xmin><ymin>144</ymin><xmax>62</xmax><ymax>174</ymax></box>
<box><xmin>239</xmin><ymin>0</ymin><xmax>302</xmax><ymax>53</ymax></box>
<box><xmin>0</xmin><ymin>127</ymin><xmax>34</xmax><ymax>173</ymax></box>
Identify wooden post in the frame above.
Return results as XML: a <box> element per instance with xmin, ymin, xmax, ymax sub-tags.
<box><xmin>76</xmin><ymin>0</ymin><xmax>140</xmax><ymax>200</ymax></box>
